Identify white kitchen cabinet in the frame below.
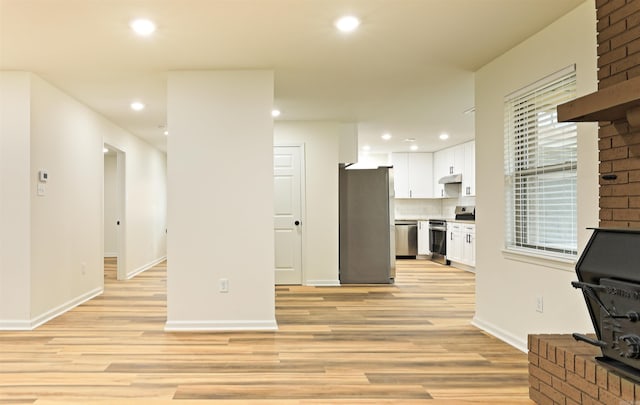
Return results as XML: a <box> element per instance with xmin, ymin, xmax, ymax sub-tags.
<box><xmin>462</xmin><ymin>224</ymin><xmax>476</xmax><ymax>266</ymax></box>
<box><xmin>433</xmin><ymin>151</ymin><xmax>448</xmax><ymax>198</ymax></box>
<box><xmin>417</xmin><ymin>220</ymin><xmax>430</xmax><ymax>255</ymax></box>
<box><xmin>391</xmin><ymin>152</ymin><xmax>433</xmax><ymax>198</ymax></box>
<box><xmin>446</xmin><ymin>223</ymin><xmax>463</xmax><ymax>263</ymax></box>
<box><xmin>433</xmin><ymin>144</ymin><xmax>464</xmax><ymax>198</ymax></box>
<box><xmin>447</xmin><ymin>222</ymin><xmax>475</xmax><ymax>267</ymax></box>
<box><xmin>462</xmin><ymin>141</ymin><xmax>475</xmax><ymax>197</ymax></box>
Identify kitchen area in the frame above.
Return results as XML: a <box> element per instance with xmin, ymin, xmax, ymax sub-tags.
<box><xmin>339</xmin><ymin>140</ymin><xmax>477</xmax><ymax>284</ymax></box>
<box><xmin>393</xmin><ymin>140</ymin><xmax>476</xmax><ymax>271</ymax></box>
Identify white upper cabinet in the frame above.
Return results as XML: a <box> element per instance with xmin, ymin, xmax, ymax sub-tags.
<box><xmin>435</xmin><ymin>144</ymin><xmax>464</xmax><ymax>176</ymax></box>
<box><xmin>392</xmin><ymin>153</ymin><xmax>410</xmax><ymax>198</ymax></box>
<box><xmin>391</xmin><ymin>152</ymin><xmax>433</xmax><ymax>198</ymax></box>
<box><xmin>462</xmin><ymin>141</ymin><xmax>475</xmax><ymax>197</ymax></box>
<box><xmin>433</xmin><ymin>141</ymin><xmax>475</xmax><ymax>198</ymax></box>
<box><xmin>433</xmin><ymin>144</ymin><xmax>463</xmax><ymax>198</ymax></box>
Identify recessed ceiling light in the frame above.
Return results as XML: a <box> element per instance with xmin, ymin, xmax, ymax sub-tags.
<box><xmin>410</xmin><ymin>145</ymin><xmax>418</xmax><ymax>151</ymax></box>
<box><xmin>272</xmin><ymin>109</ymin><xmax>281</xmax><ymax>117</ymax></box>
<box><xmin>130</xmin><ymin>101</ymin><xmax>145</xmax><ymax>111</ymax></box>
<box><xmin>130</xmin><ymin>19</ymin><xmax>156</xmax><ymax>36</ymax></box>
<box><xmin>362</xmin><ymin>145</ymin><xmax>371</xmax><ymax>151</ymax></box>
<box><xmin>439</xmin><ymin>133</ymin><xmax>449</xmax><ymax>140</ymax></box>
<box><xmin>164</xmin><ymin>131</ymin><xmax>169</xmax><ymax>136</ymax></box>
<box><xmin>335</xmin><ymin>16</ymin><xmax>360</xmax><ymax>33</ymax></box>
<box><xmin>381</xmin><ymin>133</ymin><xmax>392</xmax><ymax>140</ymax></box>
<box><xmin>103</xmin><ymin>147</ymin><xmax>109</xmax><ymax>153</ymax></box>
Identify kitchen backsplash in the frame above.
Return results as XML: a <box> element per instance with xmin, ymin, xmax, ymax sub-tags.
<box><xmin>395</xmin><ymin>196</ymin><xmax>476</xmax><ymax>220</ymax></box>
<box><xmin>394</xmin><ymin>199</ymin><xmax>442</xmax><ymax>220</ymax></box>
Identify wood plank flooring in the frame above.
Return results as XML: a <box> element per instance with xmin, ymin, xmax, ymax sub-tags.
<box><xmin>0</xmin><ymin>259</ymin><xmax>533</xmax><ymax>404</ymax></box>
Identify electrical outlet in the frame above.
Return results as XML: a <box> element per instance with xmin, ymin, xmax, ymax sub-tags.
<box><xmin>219</xmin><ymin>278</ymin><xmax>229</xmax><ymax>293</ymax></box>
<box><xmin>536</xmin><ymin>295</ymin><xmax>544</xmax><ymax>313</ymax></box>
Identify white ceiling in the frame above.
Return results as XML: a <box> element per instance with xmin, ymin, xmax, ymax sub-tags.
<box><xmin>0</xmin><ymin>0</ymin><xmax>586</xmax><ymax>154</ymax></box>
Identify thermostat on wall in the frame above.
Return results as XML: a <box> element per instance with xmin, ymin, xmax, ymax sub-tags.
<box><xmin>38</xmin><ymin>170</ymin><xmax>48</xmax><ymax>182</ymax></box>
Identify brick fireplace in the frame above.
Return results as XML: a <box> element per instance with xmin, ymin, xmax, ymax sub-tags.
<box><xmin>529</xmin><ymin>1</ymin><xmax>640</xmax><ymax>404</ymax></box>
<box><xmin>595</xmin><ymin>0</ymin><xmax>640</xmax><ymax>228</ymax></box>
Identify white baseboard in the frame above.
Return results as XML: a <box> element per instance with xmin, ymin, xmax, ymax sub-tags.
<box><xmin>305</xmin><ymin>279</ymin><xmax>340</xmax><ymax>286</ymax></box>
<box><xmin>164</xmin><ymin>319</ymin><xmax>278</xmax><ymax>332</ymax></box>
<box><xmin>0</xmin><ymin>319</ymin><xmax>32</xmax><ymax>330</ymax></box>
<box><xmin>126</xmin><ymin>256</ymin><xmax>166</xmax><ymax>280</ymax></box>
<box><xmin>0</xmin><ymin>287</ymin><xmax>103</xmax><ymax>330</ymax></box>
<box><xmin>449</xmin><ymin>261</ymin><xmax>476</xmax><ymax>273</ymax></box>
<box><xmin>471</xmin><ymin>316</ymin><xmax>528</xmax><ymax>353</ymax></box>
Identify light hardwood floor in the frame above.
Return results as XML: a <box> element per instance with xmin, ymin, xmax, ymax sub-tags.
<box><xmin>0</xmin><ymin>259</ymin><xmax>533</xmax><ymax>404</ymax></box>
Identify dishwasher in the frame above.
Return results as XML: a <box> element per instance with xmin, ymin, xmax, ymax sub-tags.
<box><xmin>395</xmin><ymin>220</ymin><xmax>417</xmax><ymax>257</ymax></box>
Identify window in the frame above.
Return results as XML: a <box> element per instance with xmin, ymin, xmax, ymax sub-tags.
<box><xmin>504</xmin><ymin>66</ymin><xmax>577</xmax><ymax>259</ymax></box>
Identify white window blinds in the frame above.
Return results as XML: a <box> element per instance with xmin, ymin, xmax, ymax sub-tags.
<box><xmin>504</xmin><ymin>66</ymin><xmax>578</xmax><ymax>258</ymax></box>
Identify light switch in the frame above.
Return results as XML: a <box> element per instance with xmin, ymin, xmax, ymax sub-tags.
<box><xmin>37</xmin><ymin>183</ymin><xmax>46</xmax><ymax>196</ymax></box>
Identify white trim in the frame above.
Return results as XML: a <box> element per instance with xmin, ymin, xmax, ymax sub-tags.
<box><xmin>104</xmin><ymin>252</ymin><xmax>118</xmax><ymax>258</ymax></box>
<box><xmin>164</xmin><ymin>319</ymin><xmax>278</xmax><ymax>332</ymax></box>
<box><xmin>126</xmin><ymin>256</ymin><xmax>166</xmax><ymax>280</ymax></box>
<box><xmin>471</xmin><ymin>316</ymin><xmax>528</xmax><ymax>353</ymax></box>
<box><xmin>0</xmin><ymin>320</ymin><xmax>32</xmax><ymax>330</ymax></box>
<box><xmin>305</xmin><ymin>279</ymin><xmax>340</xmax><ymax>286</ymax></box>
<box><xmin>449</xmin><ymin>261</ymin><xmax>475</xmax><ymax>273</ymax></box>
<box><xmin>502</xmin><ymin>248</ymin><xmax>575</xmax><ymax>272</ymax></box>
<box><xmin>0</xmin><ymin>287</ymin><xmax>103</xmax><ymax>330</ymax></box>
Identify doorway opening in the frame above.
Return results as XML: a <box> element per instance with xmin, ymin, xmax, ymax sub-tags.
<box><xmin>103</xmin><ymin>143</ymin><xmax>126</xmax><ymax>281</ymax></box>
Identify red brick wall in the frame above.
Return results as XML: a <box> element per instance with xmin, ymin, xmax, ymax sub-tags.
<box><xmin>529</xmin><ymin>334</ymin><xmax>640</xmax><ymax>404</ymax></box>
<box><xmin>597</xmin><ymin>0</ymin><xmax>640</xmax><ymax>228</ymax></box>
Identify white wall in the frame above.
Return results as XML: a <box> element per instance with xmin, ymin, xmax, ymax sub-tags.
<box><xmin>474</xmin><ymin>1</ymin><xmax>598</xmax><ymax>350</ymax></box>
<box><xmin>275</xmin><ymin>121</ymin><xmax>353</xmax><ymax>285</ymax></box>
<box><xmin>166</xmin><ymin>70</ymin><xmax>276</xmax><ymax>330</ymax></box>
<box><xmin>0</xmin><ymin>72</ymin><xmax>32</xmax><ymax>326</ymax></box>
<box><xmin>103</xmin><ymin>129</ymin><xmax>167</xmax><ymax>278</ymax></box>
<box><xmin>103</xmin><ymin>154</ymin><xmax>117</xmax><ymax>256</ymax></box>
<box><xmin>0</xmin><ymin>72</ymin><xmax>167</xmax><ymax>329</ymax></box>
<box><xmin>28</xmin><ymin>75</ymin><xmax>105</xmax><ymax>321</ymax></box>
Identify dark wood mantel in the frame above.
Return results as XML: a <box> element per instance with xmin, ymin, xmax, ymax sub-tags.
<box><xmin>557</xmin><ymin>75</ymin><xmax>640</xmax><ymax>125</ymax></box>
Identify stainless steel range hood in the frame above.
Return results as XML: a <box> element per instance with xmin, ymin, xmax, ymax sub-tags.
<box><xmin>438</xmin><ymin>173</ymin><xmax>462</xmax><ymax>184</ymax></box>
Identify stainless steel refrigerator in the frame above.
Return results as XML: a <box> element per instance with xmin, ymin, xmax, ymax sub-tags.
<box><xmin>339</xmin><ymin>165</ymin><xmax>395</xmax><ymax>284</ymax></box>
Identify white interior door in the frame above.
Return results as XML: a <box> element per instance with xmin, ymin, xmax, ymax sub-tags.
<box><xmin>273</xmin><ymin>145</ymin><xmax>303</xmax><ymax>285</ymax></box>
<box><xmin>104</xmin><ymin>143</ymin><xmax>127</xmax><ymax>281</ymax></box>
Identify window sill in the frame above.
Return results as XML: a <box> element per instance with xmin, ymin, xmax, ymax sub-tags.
<box><xmin>501</xmin><ymin>248</ymin><xmax>576</xmax><ymax>272</ymax></box>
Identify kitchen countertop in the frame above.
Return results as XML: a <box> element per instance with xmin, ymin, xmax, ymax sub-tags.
<box><xmin>394</xmin><ymin>217</ymin><xmax>475</xmax><ymax>224</ymax></box>
<box><xmin>446</xmin><ymin>219</ymin><xmax>476</xmax><ymax>224</ymax></box>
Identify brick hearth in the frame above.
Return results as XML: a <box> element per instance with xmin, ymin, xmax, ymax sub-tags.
<box><xmin>529</xmin><ymin>334</ymin><xmax>640</xmax><ymax>404</ymax></box>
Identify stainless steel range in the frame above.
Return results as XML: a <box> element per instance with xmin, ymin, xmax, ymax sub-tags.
<box><xmin>428</xmin><ymin>219</ymin><xmax>448</xmax><ymax>265</ymax></box>
<box><xmin>429</xmin><ymin>206</ymin><xmax>475</xmax><ymax>265</ymax></box>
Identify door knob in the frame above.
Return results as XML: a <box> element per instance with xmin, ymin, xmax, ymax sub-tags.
<box><xmin>294</xmin><ymin>220</ymin><xmax>300</xmax><ymax>226</ymax></box>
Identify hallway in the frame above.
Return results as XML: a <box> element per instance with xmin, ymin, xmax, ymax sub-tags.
<box><xmin>0</xmin><ymin>259</ymin><xmax>532</xmax><ymax>404</ymax></box>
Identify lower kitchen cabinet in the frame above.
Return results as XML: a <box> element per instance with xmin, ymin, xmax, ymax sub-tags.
<box><xmin>446</xmin><ymin>222</ymin><xmax>475</xmax><ymax>267</ymax></box>
<box><xmin>417</xmin><ymin>221</ymin><xmax>430</xmax><ymax>255</ymax></box>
